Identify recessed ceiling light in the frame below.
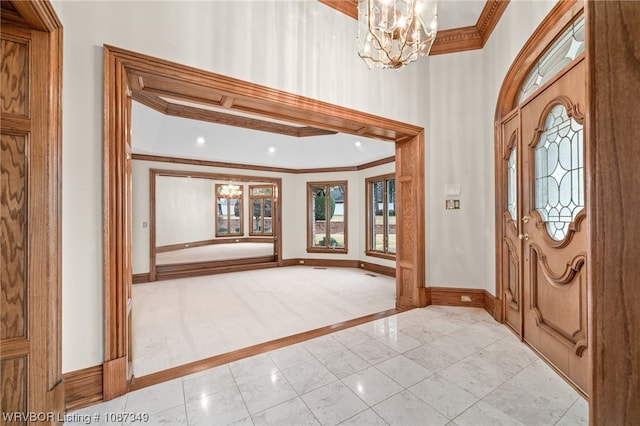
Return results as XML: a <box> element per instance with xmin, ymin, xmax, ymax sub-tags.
<box><xmin>268</xmin><ymin>146</ymin><xmax>276</xmax><ymax>153</ymax></box>
<box><xmin>354</xmin><ymin>140</ymin><xmax>362</xmax><ymax>147</ymax></box>
<box><xmin>196</xmin><ymin>136</ymin><xmax>206</xmax><ymax>144</ymax></box>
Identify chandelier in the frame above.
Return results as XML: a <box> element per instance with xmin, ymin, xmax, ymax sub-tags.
<box><xmin>358</xmin><ymin>0</ymin><xmax>438</xmax><ymax>69</ymax></box>
<box><xmin>218</xmin><ymin>183</ymin><xmax>243</xmax><ymax>198</ymax></box>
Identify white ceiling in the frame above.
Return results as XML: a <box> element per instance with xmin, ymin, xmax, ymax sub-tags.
<box><xmin>437</xmin><ymin>0</ymin><xmax>488</xmax><ymax>30</ymax></box>
<box><xmin>131</xmin><ymin>101</ymin><xmax>396</xmax><ymax>169</ymax></box>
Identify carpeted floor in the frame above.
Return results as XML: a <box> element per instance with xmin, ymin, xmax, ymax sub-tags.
<box><xmin>132</xmin><ymin>266</ymin><xmax>395</xmax><ymax>376</ymax></box>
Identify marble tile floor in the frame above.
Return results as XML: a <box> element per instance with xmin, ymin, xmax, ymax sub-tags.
<box><xmin>132</xmin><ymin>266</ymin><xmax>396</xmax><ymax>376</ymax></box>
<box><xmin>68</xmin><ymin>306</ymin><xmax>588</xmax><ymax>426</ymax></box>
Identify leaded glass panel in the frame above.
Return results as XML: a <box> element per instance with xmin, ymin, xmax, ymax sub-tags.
<box><xmin>507</xmin><ymin>144</ymin><xmax>517</xmax><ymax>220</ymax></box>
<box><xmin>535</xmin><ymin>104</ymin><xmax>584</xmax><ymax>241</ymax></box>
<box><xmin>519</xmin><ymin>15</ymin><xmax>584</xmax><ymax>103</ymax></box>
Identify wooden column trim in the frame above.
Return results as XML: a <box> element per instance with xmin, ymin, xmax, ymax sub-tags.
<box><xmin>103</xmin><ymin>45</ymin><xmax>423</xmax><ymax>400</ymax></box>
<box><xmin>587</xmin><ymin>1</ymin><xmax>640</xmax><ymax>423</ymax></box>
<box><xmin>103</xmin><ymin>47</ymin><xmax>131</xmax><ymax>397</ymax></box>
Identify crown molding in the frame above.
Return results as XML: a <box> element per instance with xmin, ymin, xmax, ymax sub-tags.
<box><xmin>319</xmin><ymin>0</ymin><xmax>510</xmax><ymax>56</ymax></box>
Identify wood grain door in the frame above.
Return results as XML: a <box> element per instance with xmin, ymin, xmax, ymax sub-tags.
<box><xmin>520</xmin><ymin>58</ymin><xmax>588</xmax><ymax>394</ymax></box>
<box><xmin>500</xmin><ymin>113</ymin><xmax>523</xmax><ymax>336</ymax></box>
<box><xmin>1</xmin><ymin>7</ymin><xmax>64</xmax><ymax>424</ymax></box>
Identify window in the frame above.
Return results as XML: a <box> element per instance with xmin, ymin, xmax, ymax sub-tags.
<box><xmin>215</xmin><ymin>183</ymin><xmax>243</xmax><ymax>236</ymax></box>
<box><xmin>307</xmin><ymin>181</ymin><xmax>347</xmax><ymax>253</ymax></box>
<box><xmin>534</xmin><ymin>104</ymin><xmax>584</xmax><ymax>241</ymax></box>
<box><xmin>366</xmin><ymin>174</ymin><xmax>396</xmax><ymax>258</ymax></box>
<box><xmin>249</xmin><ymin>185</ymin><xmax>274</xmax><ymax>236</ymax></box>
<box><xmin>519</xmin><ymin>15</ymin><xmax>584</xmax><ymax>103</ymax></box>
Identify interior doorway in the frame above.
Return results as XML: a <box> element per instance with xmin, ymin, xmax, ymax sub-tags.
<box><xmin>103</xmin><ymin>45</ymin><xmax>426</xmax><ymax>398</ymax></box>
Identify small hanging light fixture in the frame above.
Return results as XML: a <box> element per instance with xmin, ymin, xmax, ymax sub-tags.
<box><xmin>218</xmin><ymin>182</ymin><xmax>243</xmax><ymax>198</ymax></box>
<box><xmin>358</xmin><ymin>0</ymin><xmax>438</xmax><ymax>69</ymax></box>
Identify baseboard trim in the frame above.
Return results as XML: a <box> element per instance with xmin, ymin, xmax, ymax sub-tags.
<box><xmin>64</xmin><ymin>365</ymin><xmax>103</xmax><ymax>411</ymax></box>
<box><xmin>357</xmin><ymin>261</ymin><xmax>396</xmax><ymax>277</ymax></box>
<box><xmin>483</xmin><ymin>290</ymin><xmax>496</xmax><ymax>317</ymax></box>
<box><xmin>280</xmin><ymin>258</ymin><xmax>396</xmax><ymax>277</ymax></box>
<box><xmin>132</xmin><ymin>273</ymin><xmax>151</xmax><ymax>284</ymax></box>
<box><xmin>156</xmin><ymin>237</ymin><xmax>274</xmax><ymax>253</ymax></box>
<box><xmin>102</xmin><ymin>357</ymin><xmax>127</xmax><ymax>401</ymax></box>
<box><xmin>429</xmin><ymin>287</ymin><xmax>486</xmax><ymax>309</ymax></box>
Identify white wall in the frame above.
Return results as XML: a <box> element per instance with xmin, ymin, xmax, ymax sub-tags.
<box><xmin>480</xmin><ymin>0</ymin><xmax>557</xmax><ymax>294</ymax></box>
<box><xmin>154</xmin><ymin>176</ymin><xmax>216</xmax><ymax>246</ymax></box>
<box><xmin>53</xmin><ymin>0</ymin><xmax>556</xmax><ymax>372</ymax></box>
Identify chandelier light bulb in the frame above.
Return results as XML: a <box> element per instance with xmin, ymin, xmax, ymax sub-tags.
<box><xmin>357</xmin><ymin>0</ymin><xmax>437</xmax><ymax>70</ymax></box>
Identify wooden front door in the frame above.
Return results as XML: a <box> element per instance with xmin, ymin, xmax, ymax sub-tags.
<box><xmin>1</xmin><ymin>1</ymin><xmax>64</xmax><ymax>423</ymax></box>
<box><xmin>500</xmin><ymin>55</ymin><xmax>588</xmax><ymax>394</ymax></box>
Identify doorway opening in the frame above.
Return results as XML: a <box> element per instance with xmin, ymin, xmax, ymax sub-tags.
<box><xmin>103</xmin><ymin>45</ymin><xmax>426</xmax><ymax>398</ymax></box>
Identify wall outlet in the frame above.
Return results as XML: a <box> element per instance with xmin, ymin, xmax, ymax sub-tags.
<box><xmin>299</xmin><ymin>260</ymin><xmax>305</xmax><ymax>264</ymax></box>
<box><xmin>461</xmin><ymin>295</ymin><xmax>472</xmax><ymax>302</ymax></box>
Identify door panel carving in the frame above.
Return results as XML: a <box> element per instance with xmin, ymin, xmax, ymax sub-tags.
<box><xmin>520</xmin><ymin>59</ymin><xmax>588</xmax><ymax>393</ymax></box>
<box><xmin>529</xmin><ymin>246</ymin><xmax>587</xmax><ymax>356</ymax></box>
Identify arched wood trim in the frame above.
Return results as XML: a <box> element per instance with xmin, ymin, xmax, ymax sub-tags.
<box><xmin>493</xmin><ymin>0</ymin><xmax>583</xmax><ymax>321</ymax></box>
<box><xmin>103</xmin><ymin>45</ymin><xmax>426</xmax><ymax>399</ymax></box>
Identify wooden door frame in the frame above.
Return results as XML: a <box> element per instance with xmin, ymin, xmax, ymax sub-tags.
<box><xmin>103</xmin><ymin>45</ymin><xmax>426</xmax><ymax>399</ymax></box>
<box><xmin>494</xmin><ymin>0</ymin><xmax>583</xmax><ymax>322</ymax></box>
<box><xmin>0</xmin><ymin>0</ymin><xmax>64</xmax><ymax>418</ymax></box>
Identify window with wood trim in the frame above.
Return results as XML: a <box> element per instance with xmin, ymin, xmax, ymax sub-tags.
<box><xmin>249</xmin><ymin>185</ymin><xmax>274</xmax><ymax>236</ymax></box>
<box><xmin>215</xmin><ymin>183</ymin><xmax>243</xmax><ymax>236</ymax></box>
<box><xmin>366</xmin><ymin>174</ymin><xmax>396</xmax><ymax>258</ymax></box>
<box><xmin>307</xmin><ymin>181</ymin><xmax>348</xmax><ymax>253</ymax></box>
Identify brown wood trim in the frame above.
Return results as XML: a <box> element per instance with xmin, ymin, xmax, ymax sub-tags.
<box><xmin>128</xmin><ymin>307</ymin><xmax>406</xmax><ymax>392</ymax></box>
<box><xmin>64</xmin><ymin>365</ymin><xmax>104</xmax><ymax>411</ymax></box>
<box><xmin>150</xmin><ymin>98</ymin><xmax>337</xmax><ymax>139</ymax></box>
<box><xmin>156</xmin><ymin>259</ymin><xmax>278</xmax><ymax>281</ymax></box>
<box><xmin>320</xmin><ymin>0</ymin><xmax>509</xmax><ymax>56</ymax></box>
<box><xmin>306</xmin><ymin>181</ymin><xmax>348</xmax><ymax>253</ymax></box>
<box><xmin>10</xmin><ymin>0</ymin><xmax>62</xmax><ymax>32</ymax></box>
<box><xmin>365</xmin><ymin>172</ymin><xmax>396</xmax><ymax>259</ymax></box>
<box><xmin>156</xmin><ymin>256</ymin><xmax>276</xmax><ymax>274</ymax></box>
<box><xmin>494</xmin><ymin>0</ymin><xmax>581</xmax><ymax>119</ymax></box>
<box><xmin>132</xmin><ymin>273</ymin><xmax>151</xmax><ymax>285</ymax></box>
<box><xmin>429</xmin><ymin>287</ymin><xmax>486</xmax><ymax>309</ymax></box>
<box><xmin>358</xmin><ymin>261</ymin><xmax>396</xmax><ymax>278</ymax></box>
<box><xmin>132</xmin><ymin>153</ymin><xmax>395</xmax><ymax>174</ymax></box>
<box><xmin>156</xmin><ymin>239</ymin><xmax>217</xmax><ymax>253</ymax></box>
<box><xmin>477</xmin><ymin>0</ymin><xmax>510</xmax><ymax>45</ymax></box>
<box><xmin>215</xmin><ymin>183</ymin><xmax>244</xmax><ymax>238</ymax></box>
<box><xmin>483</xmin><ymin>290</ymin><xmax>496</xmax><ymax>317</ymax></box>
<box><xmin>102</xmin><ymin>357</ymin><xmax>127</xmax><ymax>401</ymax></box>
<box><xmin>588</xmin><ymin>1</ymin><xmax>640</xmax><ymax>423</ymax></box>
<box><xmin>318</xmin><ymin>0</ymin><xmax>358</xmax><ymax>19</ymax></box>
<box><xmin>104</xmin><ymin>45</ymin><xmax>423</xmax><ymax>401</ymax></box>
<box><xmin>356</xmin><ymin>155</ymin><xmax>395</xmax><ymax>171</ymax></box>
<box><xmin>151</xmin><ymin>168</ymin><xmax>283</xmax><ymax>184</ymax></box>
<box><xmin>134</xmin><ymin>153</ymin><xmax>299</xmax><ymax>174</ymax></box>
<box><xmin>156</xmin><ymin>237</ymin><xmax>274</xmax><ymax>253</ymax></box>
<box><xmin>430</xmin><ymin>26</ymin><xmax>483</xmax><ymax>55</ymax></box>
